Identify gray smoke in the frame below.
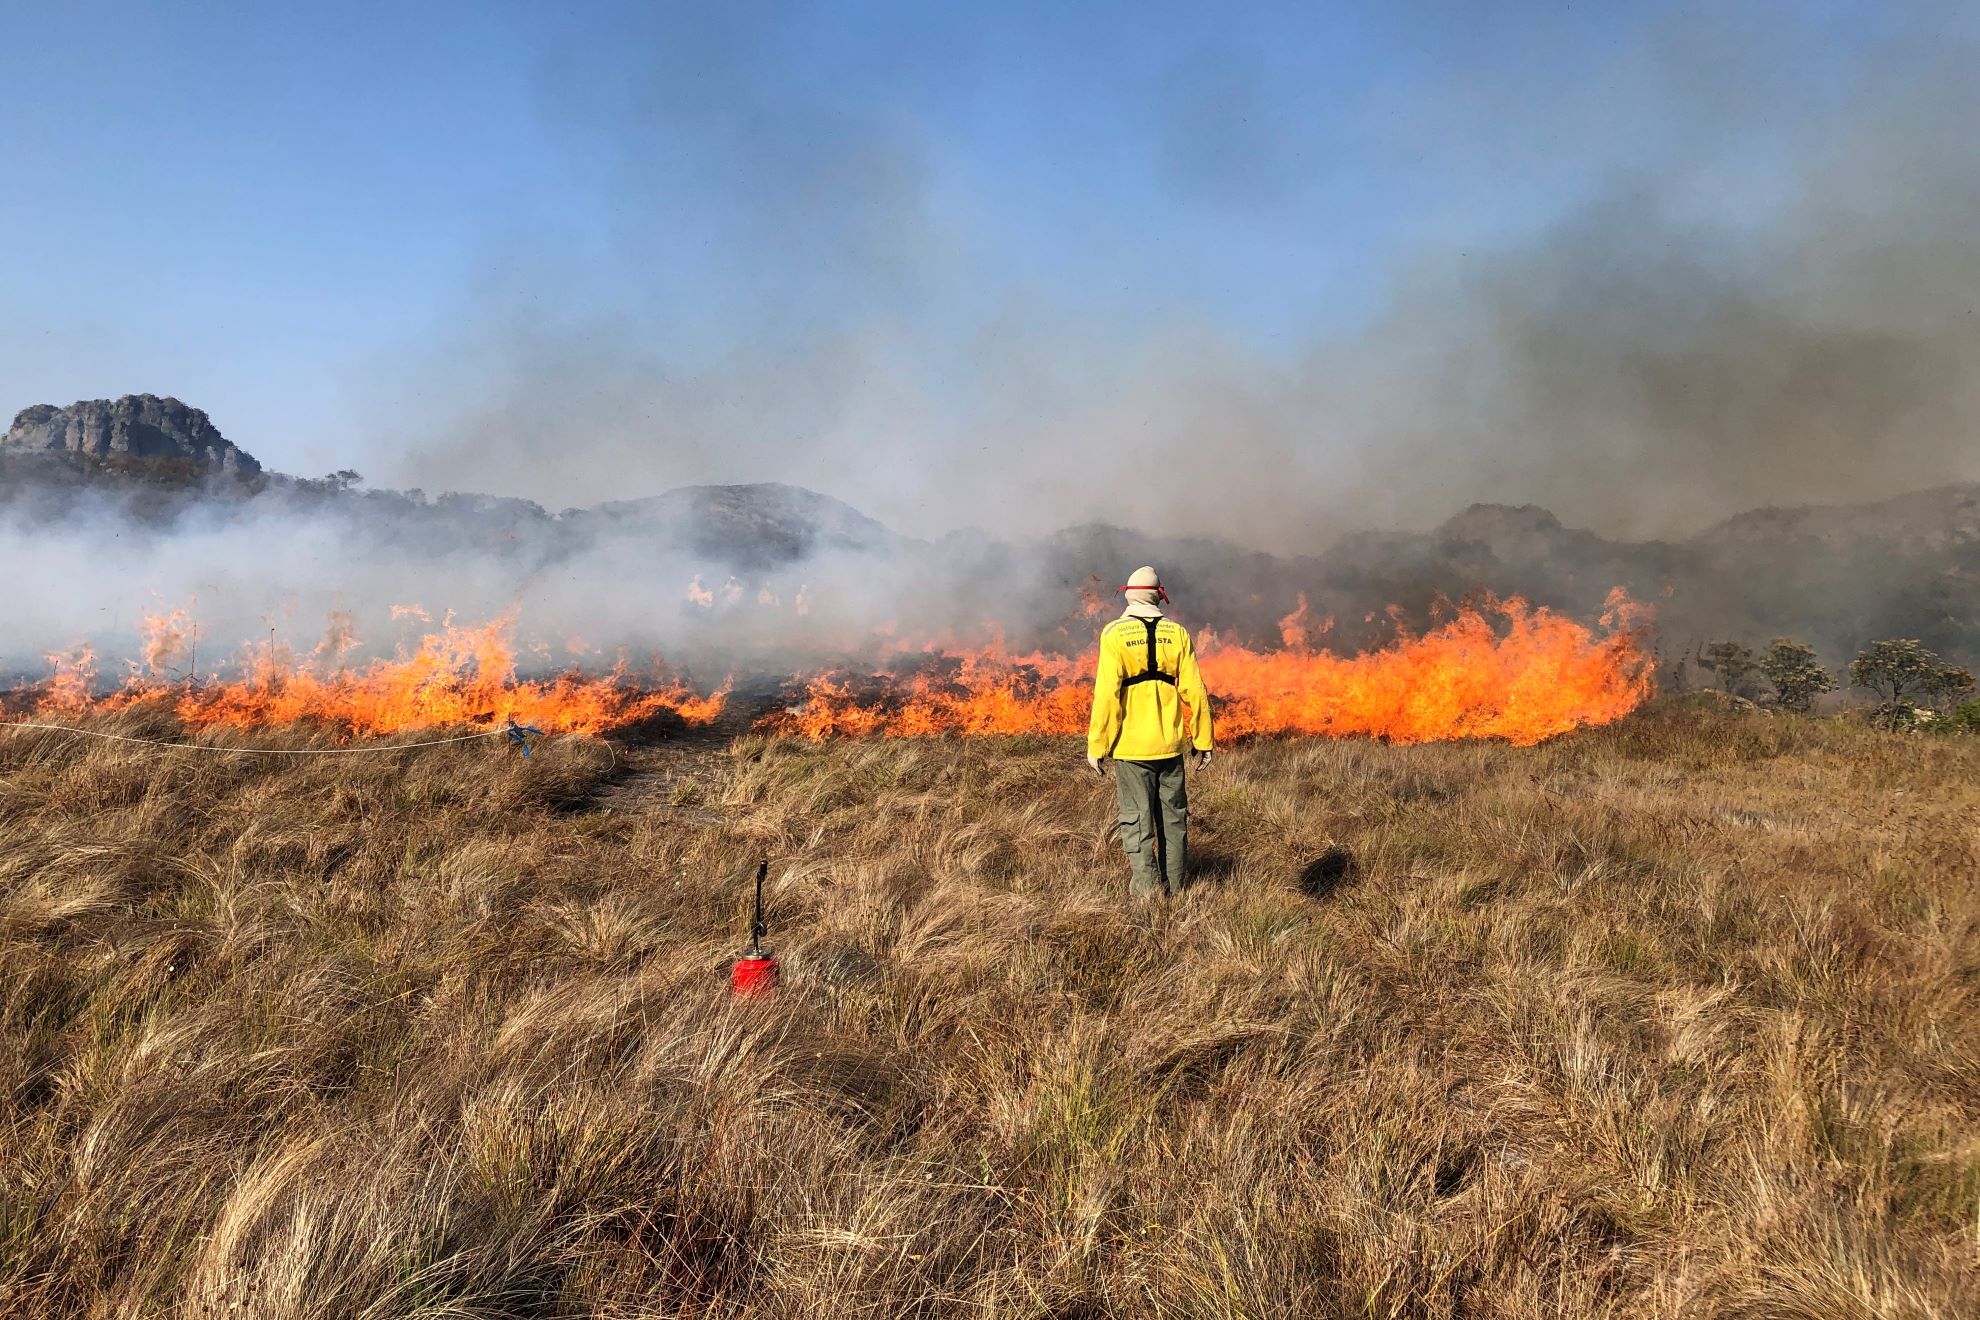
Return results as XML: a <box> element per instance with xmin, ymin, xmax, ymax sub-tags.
<box><xmin>0</xmin><ymin>475</ymin><xmax>1108</xmax><ymax>682</ymax></box>
<box><xmin>9</xmin><ymin>3</ymin><xmax>1980</xmax><ymax>681</ymax></box>
<box><xmin>358</xmin><ymin>3</ymin><xmax>1980</xmax><ymax>548</ymax></box>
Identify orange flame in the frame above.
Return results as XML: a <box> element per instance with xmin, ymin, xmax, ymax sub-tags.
<box><xmin>38</xmin><ymin>644</ymin><xmax>98</xmax><ymax>714</ymax></box>
<box><xmin>138</xmin><ymin>607</ymin><xmax>195</xmax><ymax>677</ymax></box>
<box><xmin>11</xmin><ymin>591</ymin><xmax>1652</xmax><ymax>748</ymax></box>
<box><xmin>15</xmin><ymin>612</ymin><xmax>725</xmax><ymax>737</ymax></box>
<box><xmin>765</xmin><ymin>591</ymin><xmax>1653</xmax><ymax>747</ymax></box>
<box><xmin>313</xmin><ymin>610</ymin><xmax>360</xmax><ymax>669</ymax></box>
<box><xmin>1276</xmin><ymin>593</ymin><xmax>1334</xmax><ymax>650</ymax></box>
<box><xmin>1076</xmin><ymin>575</ymin><xmax>1112</xmax><ymax>620</ymax></box>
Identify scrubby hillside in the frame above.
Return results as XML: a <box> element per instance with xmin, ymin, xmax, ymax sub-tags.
<box><xmin>0</xmin><ymin>708</ymin><xmax>1976</xmax><ymax>1316</ymax></box>
<box><xmin>6</xmin><ymin>392</ymin><xmax>1979</xmax><ymax>667</ymax></box>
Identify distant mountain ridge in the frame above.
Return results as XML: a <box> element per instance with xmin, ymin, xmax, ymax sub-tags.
<box><xmin>582</xmin><ymin>483</ymin><xmax>899</xmax><ymax>567</ymax></box>
<box><xmin>1075</xmin><ymin>485</ymin><xmax>1980</xmax><ymax>665</ymax></box>
<box><xmin>2</xmin><ymin>394</ymin><xmax>1975</xmax><ymax>663</ymax></box>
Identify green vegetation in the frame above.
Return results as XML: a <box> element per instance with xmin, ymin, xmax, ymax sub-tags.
<box><xmin>1849</xmin><ymin>638</ymin><xmax>1978</xmax><ymax>730</ymax></box>
<box><xmin>1695</xmin><ymin>640</ymin><xmax>1767</xmax><ymax>702</ymax></box>
<box><xmin>1756</xmin><ymin>637</ymin><xmax>1837</xmax><ymax>713</ymax></box>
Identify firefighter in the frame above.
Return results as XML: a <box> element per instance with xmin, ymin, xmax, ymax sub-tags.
<box><xmin>1086</xmin><ymin>565</ymin><xmax>1214</xmax><ymax>899</ymax></box>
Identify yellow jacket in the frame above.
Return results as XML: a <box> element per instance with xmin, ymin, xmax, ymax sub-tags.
<box><xmin>1087</xmin><ymin>614</ymin><xmax>1213</xmax><ymax>761</ymax></box>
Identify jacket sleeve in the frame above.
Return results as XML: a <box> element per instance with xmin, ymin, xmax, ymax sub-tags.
<box><xmin>1178</xmin><ymin>628</ymin><xmax>1213</xmax><ymax>751</ymax></box>
<box><xmin>1087</xmin><ymin>628</ymin><xmax>1124</xmax><ymax>759</ymax></box>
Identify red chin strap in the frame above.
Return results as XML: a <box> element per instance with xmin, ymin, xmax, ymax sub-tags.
<box><xmin>1121</xmin><ymin>583</ymin><xmax>1169</xmax><ymax>604</ymax></box>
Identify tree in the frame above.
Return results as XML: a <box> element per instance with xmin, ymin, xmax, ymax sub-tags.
<box><xmin>1848</xmin><ymin>639</ymin><xmax>1972</xmax><ymax>729</ymax></box>
<box><xmin>1665</xmin><ymin>643</ymin><xmax>1695</xmax><ymax>694</ymax></box>
<box><xmin>1951</xmin><ymin>699</ymin><xmax>1980</xmax><ymax>734</ymax></box>
<box><xmin>1758</xmin><ymin>638</ymin><xmax>1835</xmax><ymax>713</ymax></box>
<box><xmin>1924</xmin><ymin>664</ymin><xmax>1976</xmax><ymax>709</ymax></box>
<box><xmin>1697</xmin><ymin>641</ymin><xmax>1768</xmax><ymax>702</ymax></box>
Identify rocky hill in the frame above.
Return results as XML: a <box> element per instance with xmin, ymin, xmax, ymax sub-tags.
<box><xmin>3</xmin><ymin>395</ymin><xmax>261</xmax><ymax>476</ymax></box>
<box><xmin>1</xmin><ymin>393</ymin><xmax>1974</xmax><ymax>664</ymax></box>
<box><xmin>1027</xmin><ymin>488</ymin><xmax>1980</xmax><ymax>664</ymax></box>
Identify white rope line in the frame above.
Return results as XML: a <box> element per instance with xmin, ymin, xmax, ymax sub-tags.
<box><xmin>0</xmin><ymin>720</ymin><xmax>513</xmax><ymax>755</ymax></box>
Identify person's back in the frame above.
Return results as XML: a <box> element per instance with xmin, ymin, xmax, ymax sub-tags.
<box><xmin>1087</xmin><ymin>566</ymin><xmax>1213</xmax><ymax>899</ymax></box>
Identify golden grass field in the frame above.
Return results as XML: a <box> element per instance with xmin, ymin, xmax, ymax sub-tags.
<box><xmin>0</xmin><ymin>700</ymin><xmax>1976</xmax><ymax>1317</ymax></box>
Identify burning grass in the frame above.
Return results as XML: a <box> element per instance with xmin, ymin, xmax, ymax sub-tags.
<box><xmin>17</xmin><ymin>612</ymin><xmax>728</xmax><ymax>737</ymax></box>
<box><xmin>763</xmin><ymin>592</ymin><xmax>1655</xmax><ymax>745</ymax></box>
<box><xmin>1</xmin><ymin>702</ymin><xmax>1976</xmax><ymax>1315</ymax></box>
<box><xmin>12</xmin><ymin>591</ymin><xmax>1651</xmax><ymax>748</ymax></box>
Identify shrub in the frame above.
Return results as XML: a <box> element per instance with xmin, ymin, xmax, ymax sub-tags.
<box><xmin>1757</xmin><ymin>638</ymin><xmax>1835</xmax><ymax>713</ymax></box>
<box><xmin>1849</xmin><ymin>639</ymin><xmax>1976</xmax><ymax>730</ymax></box>
<box><xmin>1697</xmin><ymin>641</ymin><xmax>1768</xmax><ymax>702</ymax></box>
<box><xmin>1924</xmin><ymin>663</ymin><xmax>1975</xmax><ymax>709</ymax></box>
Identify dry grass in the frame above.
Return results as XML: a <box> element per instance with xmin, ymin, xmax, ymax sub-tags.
<box><xmin>0</xmin><ymin>700</ymin><xmax>1976</xmax><ymax>1317</ymax></box>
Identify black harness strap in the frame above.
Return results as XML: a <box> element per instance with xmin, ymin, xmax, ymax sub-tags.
<box><xmin>1120</xmin><ymin>616</ymin><xmax>1177</xmax><ymax>690</ymax></box>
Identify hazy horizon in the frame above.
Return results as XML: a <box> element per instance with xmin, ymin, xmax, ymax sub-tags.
<box><xmin>8</xmin><ymin>2</ymin><xmax>1980</xmax><ymax>551</ymax></box>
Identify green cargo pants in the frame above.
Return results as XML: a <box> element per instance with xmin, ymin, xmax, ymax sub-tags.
<box><xmin>1114</xmin><ymin>756</ymin><xmax>1188</xmax><ymax>898</ymax></box>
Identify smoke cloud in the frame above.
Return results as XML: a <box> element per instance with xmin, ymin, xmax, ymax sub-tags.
<box><xmin>358</xmin><ymin>2</ymin><xmax>1980</xmax><ymax>547</ymax></box>
<box><xmin>0</xmin><ymin>478</ymin><xmax>1110</xmax><ymax>680</ymax></box>
<box><xmin>8</xmin><ymin>3</ymin><xmax>1980</xmax><ymax>680</ymax></box>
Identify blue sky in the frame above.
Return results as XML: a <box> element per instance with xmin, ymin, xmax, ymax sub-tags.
<box><xmin>3</xmin><ymin>1</ymin><xmax>1973</xmax><ymax>539</ymax></box>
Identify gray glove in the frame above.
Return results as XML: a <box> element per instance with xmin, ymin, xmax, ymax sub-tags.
<box><xmin>1087</xmin><ymin>753</ymin><xmax>1108</xmax><ymax>776</ymax></box>
<box><xmin>1192</xmin><ymin>748</ymin><xmax>1213</xmax><ymax>768</ymax></box>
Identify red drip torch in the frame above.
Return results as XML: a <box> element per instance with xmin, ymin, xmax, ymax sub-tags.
<box><xmin>730</xmin><ymin>859</ymin><xmax>780</xmax><ymax>996</ymax></box>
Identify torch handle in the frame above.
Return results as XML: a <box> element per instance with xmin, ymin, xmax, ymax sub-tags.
<box><xmin>751</xmin><ymin>858</ymin><xmax>768</xmax><ymax>950</ymax></box>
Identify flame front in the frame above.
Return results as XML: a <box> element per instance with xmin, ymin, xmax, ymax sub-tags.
<box><xmin>766</xmin><ymin>592</ymin><xmax>1653</xmax><ymax>747</ymax></box>
<box><xmin>11</xmin><ymin>591</ymin><xmax>1652</xmax><ymax>747</ymax></box>
<box><xmin>13</xmin><ymin>612</ymin><xmax>725</xmax><ymax>737</ymax></box>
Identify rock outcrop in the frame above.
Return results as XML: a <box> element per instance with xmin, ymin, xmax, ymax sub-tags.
<box><xmin>3</xmin><ymin>395</ymin><xmax>260</xmax><ymax>476</ymax></box>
